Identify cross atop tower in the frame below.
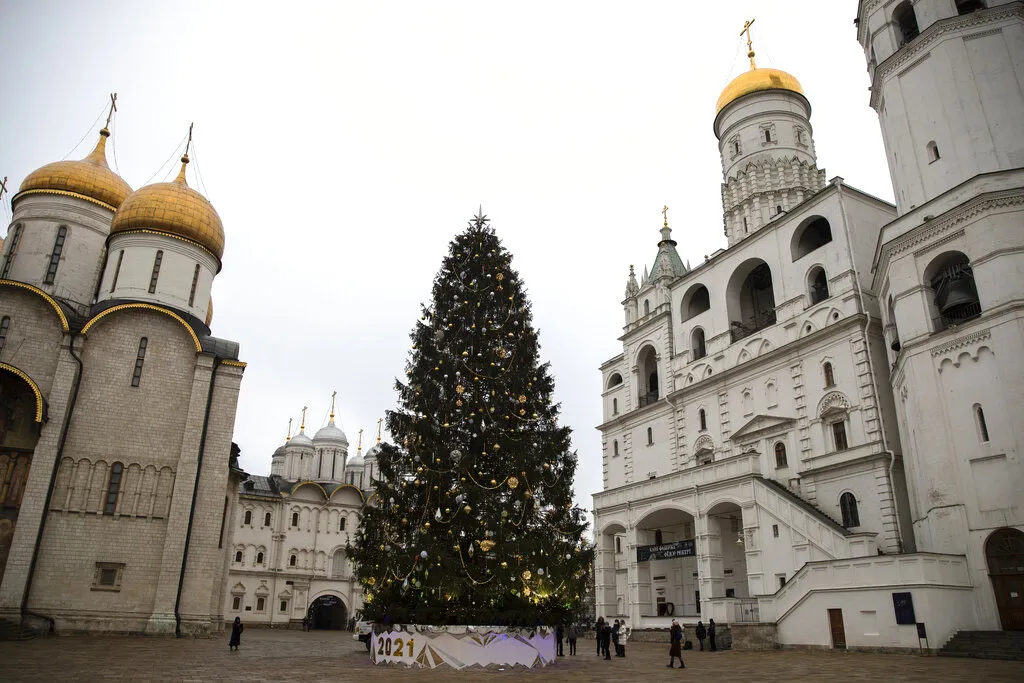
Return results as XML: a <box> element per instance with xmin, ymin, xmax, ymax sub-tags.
<box><xmin>105</xmin><ymin>93</ymin><xmax>118</xmax><ymax>129</ymax></box>
<box><xmin>741</xmin><ymin>18</ymin><xmax>757</xmax><ymax>69</ymax></box>
<box><xmin>286</xmin><ymin>417</ymin><xmax>293</xmax><ymax>442</ymax></box>
<box><xmin>376</xmin><ymin>417</ymin><xmax>383</xmax><ymax>443</ymax></box>
<box><xmin>329</xmin><ymin>391</ymin><xmax>337</xmax><ymax>420</ymax></box>
<box><xmin>184</xmin><ymin>122</ymin><xmax>194</xmax><ymax>158</ymax></box>
<box><xmin>662</xmin><ymin>205</ymin><xmax>670</xmax><ymax>228</ymax></box>
<box><xmin>300</xmin><ymin>405</ymin><xmax>307</xmax><ymax>432</ymax></box>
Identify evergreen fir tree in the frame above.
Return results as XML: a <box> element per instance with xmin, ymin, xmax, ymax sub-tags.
<box><xmin>350</xmin><ymin>212</ymin><xmax>592</xmax><ymax>626</ymax></box>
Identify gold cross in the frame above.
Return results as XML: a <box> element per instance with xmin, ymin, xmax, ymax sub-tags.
<box><xmin>376</xmin><ymin>418</ymin><xmax>383</xmax><ymax>443</ymax></box>
<box><xmin>105</xmin><ymin>93</ymin><xmax>118</xmax><ymax>128</ymax></box>
<box><xmin>184</xmin><ymin>122</ymin><xmax>194</xmax><ymax>157</ymax></box>
<box><xmin>300</xmin><ymin>405</ymin><xmax>307</xmax><ymax>431</ymax></box>
<box><xmin>741</xmin><ymin>18</ymin><xmax>757</xmax><ymax>68</ymax></box>
<box><xmin>357</xmin><ymin>428</ymin><xmax>364</xmax><ymax>454</ymax></box>
<box><xmin>0</xmin><ymin>176</ymin><xmax>8</xmax><ymax>200</ymax></box>
<box><xmin>329</xmin><ymin>391</ymin><xmax>337</xmax><ymax>419</ymax></box>
<box><xmin>662</xmin><ymin>205</ymin><xmax>669</xmax><ymax>228</ymax></box>
<box><xmin>286</xmin><ymin>417</ymin><xmax>293</xmax><ymax>442</ymax></box>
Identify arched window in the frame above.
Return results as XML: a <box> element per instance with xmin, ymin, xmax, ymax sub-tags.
<box><xmin>685</xmin><ymin>285</ymin><xmax>711</xmax><ymax>320</ymax></box>
<box><xmin>0</xmin><ymin>224</ymin><xmax>22</xmax><ymax>278</ymax></box>
<box><xmin>44</xmin><ymin>225</ymin><xmax>68</xmax><ymax>284</ymax></box>
<box><xmin>792</xmin><ymin>217</ymin><xmax>833</xmax><ymax>261</ymax></box>
<box><xmin>131</xmin><ymin>337</ymin><xmax>148</xmax><ymax>388</ymax></box>
<box><xmin>776</xmin><ymin>205</ymin><xmax>783</xmax><ymax>216</ymax></box>
<box><xmin>243</xmin><ymin>510</ymin><xmax>252</xmax><ymax>525</ymax></box>
<box><xmin>840</xmin><ymin>492</ymin><xmax>860</xmax><ymax>528</ymax></box>
<box><xmin>188</xmin><ymin>263</ymin><xmax>201</xmax><ymax>307</ymax></box>
<box><xmin>612</xmin><ymin>397</ymin><xmax>618</xmax><ymax>414</ymax></box>
<box><xmin>888</xmin><ymin>295</ymin><xmax>902</xmax><ymax>352</ymax></box>
<box><xmin>691</xmin><ymin>328</ymin><xmax>707</xmax><ymax>361</ymax></box>
<box><xmin>149</xmin><ymin>250</ymin><xmax>163</xmax><ymax>293</ymax></box>
<box><xmin>638</xmin><ymin>346</ymin><xmax>659</xmax><ymax>407</ymax></box>
<box><xmin>257</xmin><ymin>551</ymin><xmax>264</xmax><ymax>564</ymax></box>
<box><xmin>613</xmin><ymin>440</ymin><xmax>619</xmax><ymax>457</ymax></box>
<box><xmin>699</xmin><ymin>409</ymin><xmax>707</xmax><ymax>431</ymax></box>
<box><xmin>893</xmin><ymin>1</ymin><xmax>920</xmax><ymax>47</ymax></box>
<box><xmin>289</xmin><ymin>554</ymin><xmax>297</xmax><ymax>567</ymax></box>
<box><xmin>264</xmin><ymin>512</ymin><xmax>271</xmax><ymax>526</ymax></box>
<box><xmin>823</xmin><ymin>362</ymin><xmax>835</xmax><ymax>388</ymax></box>
<box><xmin>234</xmin><ymin>550</ymin><xmax>243</xmax><ymax>563</ymax></box>
<box><xmin>764</xmin><ymin>129</ymin><xmax>772</xmax><ymax>143</ymax></box>
<box><xmin>809</xmin><ymin>267</ymin><xmax>829</xmax><ymax>304</ymax></box>
<box><xmin>927</xmin><ymin>141</ymin><xmax>940</xmax><ymax>163</ymax></box>
<box><xmin>655</xmin><ymin>529</ymin><xmax>664</xmax><ymax>545</ymax></box>
<box><xmin>956</xmin><ymin>0</ymin><xmax>986</xmax><ymax>15</ymax></box>
<box><xmin>607</xmin><ymin>373</ymin><xmax>623</xmax><ymax>389</ymax></box>
<box><xmin>256</xmin><ymin>597</ymin><xmax>266</xmax><ymax>611</ymax></box>
<box><xmin>775</xmin><ymin>442</ymin><xmax>788</xmax><ymax>468</ymax></box>
<box><xmin>926</xmin><ymin>252</ymin><xmax>981</xmax><ymax>330</ymax></box>
<box><xmin>647</xmin><ymin>427</ymin><xmax>654</xmax><ymax>445</ymax></box>
<box><xmin>975</xmin><ymin>404</ymin><xmax>990</xmax><ymax>442</ymax></box>
<box><xmin>109</xmin><ymin>250</ymin><xmax>124</xmax><ymax>292</ymax></box>
<box><xmin>643</xmin><ymin>299</ymin><xmax>650</xmax><ymax>316</ymax></box>
<box><xmin>104</xmin><ymin>462</ymin><xmax>124</xmax><ymax>515</ymax></box>
<box><xmin>0</xmin><ymin>316</ymin><xmax>10</xmax><ymax>354</ymax></box>
<box><xmin>291</xmin><ymin>512</ymin><xmax>299</xmax><ymax>527</ymax></box>
<box><xmin>339</xmin><ymin>517</ymin><xmax>347</xmax><ymax>531</ymax></box>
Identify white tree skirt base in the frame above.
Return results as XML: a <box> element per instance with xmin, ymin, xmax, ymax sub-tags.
<box><xmin>370</xmin><ymin>625</ymin><xmax>556</xmax><ymax>669</ymax></box>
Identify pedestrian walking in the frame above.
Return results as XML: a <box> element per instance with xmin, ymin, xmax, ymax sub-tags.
<box><xmin>601</xmin><ymin>618</ymin><xmax>612</xmax><ymax>660</ymax></box>
<box><xmin>667</xmin><ymin>618</ymin><xmax>685</xmax><ymax>668</ymax></box>
<box><xmin>568</xmin><ymin>623</ymin><xmax>579</xmax><ymax>655</ymax></box>
<box><xmin>556</xmin><ymin>622</ymin><xmax>565</xmax><ymax>656</ymax></box>
<box><xmin>709</xmin><ymin>618</ymin><xmax>717</xmax><ymax>651</ymax></box>
<box><xmin>695</xmin><ymin>619</ymin><xmax>706</xmax><ymax>651</ymax></box>
<box><xmin>228</xmin><ymin>616</ymin><xmax>243</xmax><ymax>651</ymax></box>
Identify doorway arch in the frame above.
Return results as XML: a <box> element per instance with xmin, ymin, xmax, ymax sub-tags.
<box><xmin>307</xmin><ymin>593</ymin><xmax>348</xmax><ymax>630</ymax></box>
<box><xmin>986</xmin><ymin>528</ymin><xmax>1024</xmax><ymax>630</ymax></box>
<box><xmin>0</xmin><ymin>366</ymin><xmax>44</xmax><ymax>583</ymax></box>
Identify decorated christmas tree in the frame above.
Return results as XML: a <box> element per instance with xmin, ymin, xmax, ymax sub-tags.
<box><xmin>350</xmin><ymin>212</ymin><xmax>592</xmax><ymax>627</ymax></box>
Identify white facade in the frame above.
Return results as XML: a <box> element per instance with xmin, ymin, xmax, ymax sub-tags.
<box><xmin>595</xmin><ymin>1</ymin><xmax>1024</xmax><ymax>646</ymax></box>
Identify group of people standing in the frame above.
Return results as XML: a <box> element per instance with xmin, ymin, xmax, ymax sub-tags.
<box><xmin>554</xmin><ymin>622</ymin><xmax>581</xmax><ymax>656</ymax></box>
<box><xmin>593</xmin><ymin>617</ymin><xmax>628</xmax><ymax>659</ymax></box>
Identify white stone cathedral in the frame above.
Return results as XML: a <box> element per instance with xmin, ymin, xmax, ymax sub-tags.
<box><xmin>594</xmin><ymin>1</ymin><xmax>1024</xmax><ymax>650</ymax></box>
<box><xmin>224</xmin><ymin>404</ymin><xmax>381</xmax><ymax>629</ymax></box>
<box><xmin>0</xmin><ymin>112</ymin><xmax>246</xmax><ymax>634</ymax></box>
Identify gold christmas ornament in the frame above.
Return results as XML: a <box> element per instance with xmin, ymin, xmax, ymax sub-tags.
<box><xmin>456</xmin><ymin>399</ymin><xmax>463</xmax><ymax>407</ymax></box>
<box><xmin>478</xmin><ymin>540</ymin><xmax>496</xmax><ymax>552</ymax></box>
<box><xmin>508</xmin><ymin>476</ymin><xmax>519</xmax><ymax>489</ymax></box>
<box><xmin>493</xmin><ymin>444</ymin><xmax>501</xmax><ymax>451</ymax></box>
<box><xmin>464</xmin><ymin>505</ymin><xmax>472</xmax><ymax>513</ymax></box>
<box><xmin>456</xmin><ymin>385</ymin><xmax>465</xmax><ymax>394</ymax></box>
<box><xmin>523</xmin><ymin>587</ymin><xmax>531</xmax><ymax>597</ymax></box>
<box><xmin>522</xmin><ymin>570</ymin><xmax>532</xmax><ymax>580</ymax></box>
<box><xmin>518</xmin><ymin>395</ymin><xmax>527</xmax><ymax>403</ymax></box>
<box><xmin>501</xmin><ymin>561</ymin><xmax>508</xmax><ymax>568</ymax></box>
<box><xmin>519</xmin><ymin>409</ymin><xmax>526</xmax><ymax>416</ymax></box>
<box><xmin>496</xmin><ymin>273</ymin><xmax>504</xmax><ymax>281</ymax></box>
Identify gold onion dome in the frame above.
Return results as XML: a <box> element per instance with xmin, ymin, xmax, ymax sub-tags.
<box><xmin>18</xmin><ymin>128</ymin><xmax>133</xmax><ymax>210</ymax></box>
<box><xmin>716</xmin><ymin>67</ymin><xmax>803</xmax><ymax>114</ymax></box>
<box><xmin>111</xmin><ymin>154</ymin><xmax>225</xmax><ymax>259</ymax></box>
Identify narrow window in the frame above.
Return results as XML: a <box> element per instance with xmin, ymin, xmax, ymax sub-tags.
<box><xmin>244</xmin><ymin>510</ymin><xmax>252</xmax><ymax>525</ymax></box>
<box><xmin>218</xmin><ymin>496</ymin><xmax>228</xmax><ymax>548</ymax></box>
<box><xmin>832</xmin><ymin>421</ymin><xmax>849</xmax><ymax>451</ymax></box>
<box><xmin>280</xmin><ymin>600</ymin><xmax>288</xmax><ymax>613</ymax></box>
<box><xmin>840</xmin><ymin>492</ymin><xmax>860</xmax><ymax>528</ymax></box>
<box><xmin>764</xmin><ymin>129</ymin><xmax>772</xmax><ymax>143</ymax></box>
<box><xmin>0</xmin><ymin>316</ymin><xmax>10</xmax><ymax>355</ymax></box>
<box><xmin>289</xmin><ymin>554</ymin><xmax>297</xmax><ymax>567</ymax></box>
<box><xmin>232</xmin><ymin>596</ymin><xmax>241</xmax><ymax>610</ymax></box>
<box><xmin>772</xmin><ymin>524</ymin><xmax>779</xmax><ymax>538</ymax></box>
<box><xmin>615</xmin><ymin>537</ymin><xmax>622</xmax><ymax>554</ymax></box>
<box><xmin>894</xmin><ymin>1</ymin><xmax>920</xmax><ymax>46</ymax></box>
<box><xmin>647</xmin><ymin>427</ymin><xmax>654</xmax><ymax>445</ymax></box>
<box><xmin>612</xmin><ymin>397</ymin><xmax>618</xmax><ymax>414</ymax></box>
<box><xmin>927</xmin><ymin>141</ymin><xmax>940</xmax><ymax>163</ymax></box>
<box><xmin>104</xmin><ymin>462</ymin><xmax>123</xmax><ymax>514</ymax></box>
<box><xmin>256</xmin><ymin>551</ymin><xmax>264</xmax><ymax>564</ymax></box>
<box><xmin>779</xmin><ymin>576</ymin><xmax>787</xmax><ymax>589</ymax></box>
<box><xmin>264</xmin><ymin>512</ymin><xmax>271</xmax><ymax>526</ymax></box>
<box><xmin>109</xmin><ymin>250</ymin><xmax>124</xmax><ymax>292</ymax></box>
<box><xmin>655</xmin><ymin>529</ymin><xmax>663</xmax><ymax>545</ymax></box>
<box><xmin>733</xmin><ymin>141</ymin><xmax>740</xmax><ymax>155</ymax></box>
<box><xmin>975</xmin><ymin>405</ymin><xmax>990</xmax><ymax>442</ymax></box>
<box><xmin>699</xmin><ymin>409</ymin><xmax>707</xmax><ymax>431</ymax></box>
<box><xmin>776</xmin><ymin>205</ymin><xmax>783</xmax><ymax>215</ymax></box>
<box><xmin>643</xmin><ymin>299</ymin><xmax>650</xmax><ymax>316</ymax></box>
<box><xmin>291</xmin><ymin>512</ymin><xmax>299</xmax><ymax>527</ymax></box>
<box><xmin>188</xmin><ymin>263</ymin><xmax>201</xmax><ymax>306</ymax></box>
<box><xmin>775</xmin><ymin>442</ymin><xmax>788</xmax><ymax>468</ymax></box>
<box><xmin>43</xmin><ymin>226</ymin><xmax>68</xmax><ymax>284</ymax></box>
<box><xmin>823</xmin><ymin>362</ymin><xmax>835</xmax><ymax>388</ymax></box>
<box><xmin>743</xmin><ymin>217</ymin><xmax>749</xmax><ymax>233</ymax></box>
<box><xmin>339</xmin><ymin>518</ymin><xmax>347</xmax><ymax>531</ymax></box>
<box><xmin>234</xmin><ymin>550</ymin><xmax>243</xmax><ymax>563</ymax></box>
<box><xmin>256</xmin><ymin>597</ymin><xmax>265</xmax><ymax>611</ymax></box>
<box><xmin>0</xmin><ymin>224</ymin><xmax>22</xmax><ymax>278</ymax></box>
<box><xmin>692</xmin><ymin>328</ymin><xmax>706</xmax><ymax>360</ymax></box>
<box><xmin>956</xmin><ymin>1</ymin><xmax>986</xmax><ymax>16</ymax></box>
<box><xmin>613</xmin><ymin>440</ymin><xmax>619</xmax><ymax>457</ymax></box>
<box><xmin>148</xmin><ymin>250</ymin><xmax>163</xmax><ymax>293</ymax></box>
<box><xmin>131</xmin><ymin>337</ymin><xmax>148</xmax><ymax>387</ymax></box>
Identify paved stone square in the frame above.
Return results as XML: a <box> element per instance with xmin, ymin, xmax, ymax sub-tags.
<box><xmin>2</xmin><ymin>629</ymin><xmax>1023</xmax><ymax>682</ymax></box>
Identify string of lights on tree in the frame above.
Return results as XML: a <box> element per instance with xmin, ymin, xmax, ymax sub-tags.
<box><xmin>348</xmin><ymin>211</ymin><xmax>593</xmax><ymax>626</ymax></box>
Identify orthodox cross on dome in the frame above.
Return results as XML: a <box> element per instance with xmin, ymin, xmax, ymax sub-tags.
<box><xmin>741</xmin><ymin>18</ymin><xmax>758</xmax><ymax>69</ymax></box>
<box><xmin>174</xmin><ymin>123</ymin><xmax>194</xmax><ymax>183</ymax></box>
<box><xmin>0</xmin><ymin>176</ymin><xmax>8</xmax><ymax>202</ymax></box>
<box><xmin>184</xmin><ymin>122</ymin><xmax>194</xmax><ymax>158</ymax></box>
<box><xmin>300</xmin><ymin>405</ymin><xmax>307</xmax><ymax>432</ymax></box>
<box><xmin>662</xmin><ymin>205</ymin><xmax>670</xmax><ymax>228</ymax></box>
<box><xmin>357</xmin><ymin>428</ymin><xmax>364</xmax><ymax>455</ymax></box>
<box><xmin>329</xmin><ymin>391</ymin><xmax>337</xmax><ymax>420</ymax></box>
<box><xmin>105</xmin><ymin>93</ymin><xmax>118</xmax><ymax>129</ymax></box>
<box><xmin>286</xmin><ymin>417</ymin><xmax>293</xmax><ymax>442</ymax></box>
<box><xmin>376</xmin><ymin>417</ymin><xmax>383</xmax><ymax>443</ymax></box>
<box><xmin>470</xmin><ymin>205</ymin><xmax>490</xmax><ymax>229</ymax></box>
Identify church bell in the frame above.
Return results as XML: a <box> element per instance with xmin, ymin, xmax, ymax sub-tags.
<box><xmin>933</xmin><ymin>266</ymin><xmax>978</xmax><ymax>314</ymax></box>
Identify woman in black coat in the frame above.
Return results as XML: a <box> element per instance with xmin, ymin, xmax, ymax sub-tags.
<box><xmin>668</xmin><ymin>619</ymin><xmax>685</xmax><ymax>668</ymax></box>
<box><xmin>229</xmin><ymin>616</ymin><xmax>243</xmax><ymax>651</ymax></box>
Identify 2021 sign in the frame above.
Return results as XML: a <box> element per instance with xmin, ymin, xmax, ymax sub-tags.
<box><xmin>372</xmin><ymin>632</ymin><xmax>419</xmax><ymax>664</ymax></box>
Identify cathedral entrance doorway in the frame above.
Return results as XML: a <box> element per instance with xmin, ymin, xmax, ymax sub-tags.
<box><xmin>634</xmin><ymin>508</ymin><xmax>698</xmax><ymax>622</ymax></box>
<box><xmin>307</xmin><ymin>594</ymin><xmax>347</xmax><ymax>630</ymax></box>
<box><xmin>0</xmin><ymin>367</ymin><xmax>43</xmax><ymax>585</ymax></box>
<box><xmin>986</xmin><ymin>527</ymin><xmax>1024</xmax><ymax>631</ymax></box>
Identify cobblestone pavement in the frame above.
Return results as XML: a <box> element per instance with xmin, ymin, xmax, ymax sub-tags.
<box><xmin>2</xmin><ymin>629</ymin><xmax>1023</xmax><ymax>682</ymax></box>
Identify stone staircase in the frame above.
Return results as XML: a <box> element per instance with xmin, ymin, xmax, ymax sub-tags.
<box><xmin>0</xmin><ymin>619</ymin><xmax>45</xmax><ymax>641</ymax></box>
<box><xmin>939</xmin><ymin>631</ymin><xmax>1024</xmax><ymax>661</ymax></box>
<box><xmin>757</xmin><ymin>477</ymin><xmax>848</xmax><ymax>533</ymax></box>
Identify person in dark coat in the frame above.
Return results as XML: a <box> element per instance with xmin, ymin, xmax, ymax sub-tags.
<box><xmin>695</xmin><ymin>620</ymin><xmax>706</xmax><ymax>651</ymax></box>
<box><xmin>708</xmin><ymin>618</ymin><xmax>717</xmax><ymax>651</ymax></box>
<box><xmin>612</xmin><ymin>619</ymin><xmax>620</xmax><ymax>656</ymax></box>
<box><xmin>556</xmin><ymin>622</ymin><xmax>565</xmax><ymax>656</ymax></box>
<box><xmin>595</xmin><ymin>617</ymin><xmax>604</xmax><ymax>655</ymax></box>
<box><xmin>668</xmin><ymin>619</ymin><xmax>685</xmax><ymax>668</ymax></box>
<box><xmin>229</xmin><ymin>616</ymin><xmax>243</xmax><ymax>651</ymax></box>
<box><xmin>601</xmin><ymin>619</ymin><xmax>612</xmax><ymax>660</ymax></box>
<box><xmin>567</xmin><ymin>623</ymin><xmax>579</xmax><ymax>655</ymax></box>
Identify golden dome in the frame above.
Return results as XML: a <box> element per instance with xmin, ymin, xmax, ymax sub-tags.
<box><xmin>716</xmin><ymin>67</ymin><xmax>804</xmax><ymax>114</ymax></box>
<box><xmin>111</xmin><ymin>155</ymin><xmax>225</xmax><ymax>259</ymax></box>
<box><xmin>17</xmin><ymin>129</ymin><xmax>133</xmax><ymax>210</ymax></box>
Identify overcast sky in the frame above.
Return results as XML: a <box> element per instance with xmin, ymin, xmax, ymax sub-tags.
<box><xmin>1</xmin><ymin>1</ymin><xmax>893</xmax><ymax>516</ymax></box>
